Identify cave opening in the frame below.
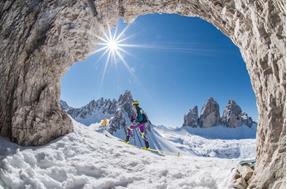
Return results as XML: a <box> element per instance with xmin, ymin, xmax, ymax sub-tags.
<box><xmin>0</xmin><ymin>1</ymin><xmax>284</xmax><ymax>188</ymax></box>
<box><xmin>61</xmin><ymin>14</ymin><xmax>258</xmax><ymax>130</ymax></box>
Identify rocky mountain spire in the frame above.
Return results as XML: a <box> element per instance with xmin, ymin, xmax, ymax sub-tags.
<box><xmin>221</xmin><ymin>100</ymin><xmax>243</xmax><ymax>128</ymax></box>
<box><xmin>199</xmin><ymin>97</ymin><xmax>221</xmax><ymax>128</ymax></box>
<box><xmin>117</xmin><ymin>90</ymin><xmax>134</xmax><ymax>118</ymax></box>
<box><xmin>60</xmin><ymin>91</ymin><xmax>136</xmax><ymax>133</ymax></box>
<box><xmin>222</xmin><ymin>100</ymin><xmax>255</xmax><ymax>128</ymax></box>
<box><xmin>183</xmin><ymin>98</ymin><xmax>256</xmax><ymax>128</ymax></box>
<box><xmin>182</xmin><ymin>106</ymin><xmax>199</xmax><ymax>127</ymax></box>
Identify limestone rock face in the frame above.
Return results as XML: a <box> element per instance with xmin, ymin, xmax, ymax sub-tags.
<box><xmin>239</xmin><ymin>165</ymin><xmax>254</xmax><ymax>181</ymax></box>
<box><xmin>0</xmin><ymin>0</ymin><xmax>285</xmax><ymax>188</ymax></box>
<box><xmin>240</xmin><ymin>112</ymin><xmax>255</xmax><ymax>128</ymax></box>
<box><xmin>182</xmin><ymin>106</ymin><xmax>199</xmax><ymax>127</ymax></box>
<box><xmin>234</xmin><ymin>177</ymin><xmax>248</xmax><ymax>189</ymax></box>
<box><xmin>199</xmin><ymin>98</ymin><xmax>220</xmax><ymax>128</ymax></box>
<box><xmin>231</xmin><ymin>164</ymin><xmax>255</xmax><ymax>189</ymax></box>
<box><xmin>183</xmin><ymin>99</ymin><xmax>256</xmax><ymax>128</ymax></box>
<box><xmin>222</xmin><ymin>100</ymin><xmax>242</xmax><ymax>128</ymax></box>
<box><xmin>222</xmin><ymin>100</ymin><xmax>255</xmax><ymax>128</ymax></box>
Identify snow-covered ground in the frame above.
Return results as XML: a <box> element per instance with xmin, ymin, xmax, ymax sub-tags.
<box><xmin>0</xmin><ymin>119</ymin><xmax>256</xmax><ymax>189</ymax></box>
<box><xmin>151</xmin><ymin>125</ymin><xmax>256</xmax><ymax>159</ymax></box>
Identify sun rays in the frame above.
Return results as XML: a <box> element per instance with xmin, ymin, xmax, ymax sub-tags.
<box><xmin>89</xmin><ymin>24</ymin><xmax>138</xmax><ymax>91</ymax></box>
<box><xmin>89</xmin><ymin>21</ymin><xmax>231</xmax><ymax>91</ymax></box>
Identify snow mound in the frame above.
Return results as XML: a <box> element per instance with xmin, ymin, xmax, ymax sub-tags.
<box><xmin>0</xmin><ymin>119</ymin><xmax>243</xmax><ymax>189</ymax></box>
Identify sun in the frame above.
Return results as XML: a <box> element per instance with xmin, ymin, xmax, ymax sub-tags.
<box><xmin>90</xmin><ymin>24</ymin><xmax>137</xmax><ymax>83</ymax></box>
<box><xmin>107</xmin><ymin>39</ymin><xmax>119</xmax><ymax>52</ymax></box>
<box><xmin>91</xmin><ymin>24</ymin><xmax>129</xmax><ymax>64</ymax></box>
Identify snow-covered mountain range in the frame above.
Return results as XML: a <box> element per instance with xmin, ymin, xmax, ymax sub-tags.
<box><xmin>61</xmin><ymin>91</ymin><xmax>133</xmax><ymax>126</ymax></box>
<box><xmin>60</xmin><ymin>91</ymin><xmax>256</xmax><ymax>157</ymax></box>
<box><xmin>61</xmin><ymin>91</ymin><xmax>256</xmax><ymax>130</ymax></box>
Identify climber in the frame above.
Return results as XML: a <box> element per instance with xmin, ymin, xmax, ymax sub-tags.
<box><xmin>125</xmin><ymin>100</ymin><xmax>150</xmax><ymax>149</ymax></box>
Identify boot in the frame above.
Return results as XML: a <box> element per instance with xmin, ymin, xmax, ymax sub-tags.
<box><xmin>144</xmin><ymin>140</ymin><xmax>150</xmax><ymax>149</ymax></box>
<box><xmin>125</xmin><ymin>135</ymin><xmax>130</xmax><ymax>143</ymax></box>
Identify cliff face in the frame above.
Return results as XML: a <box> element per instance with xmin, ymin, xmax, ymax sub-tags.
<box><xmin>221</xmin><ymin>100</ymin><xmax>255</xmax><ymax>128</ymax></box>
<box><xmin>199</xmin><ymin>97</ymin><xmax>221</xmax><ymax>128</ymax></box>
<box><xmin>0</xmin><ymin>0</ymin><xmax>285</xmax><ymax>188</ymax></box>
<box><xmin>183</xmin><ymin>98</ymin><xmax>256</xmax><ymax>128</ymax></box>
<box><xmin>183</xmin><ymin>106</ymin><xmax>199</xmax><ymax>127</ymax></box>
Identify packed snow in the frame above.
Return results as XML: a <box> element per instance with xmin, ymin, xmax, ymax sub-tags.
<box><xmin>0</xmin><ymin>118</ymin><xmax>256</xmax><ymax>189</ymax></box>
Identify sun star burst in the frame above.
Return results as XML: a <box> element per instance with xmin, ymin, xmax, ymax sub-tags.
<box><xmin>90</xmin><ymin>24</ymin><xmax>137</xmax><ymax>86</ymax></box>
<box><xmin>107</xmin><ymin>39</ymin><xmax>119</xmax><ymax>52</ymax></box>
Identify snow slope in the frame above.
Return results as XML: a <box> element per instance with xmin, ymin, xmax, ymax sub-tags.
<box><xmin>92</xmin><ymin>122</ymin><xmax>256</xmax><ymax>159</ymax></box>
<box><xmin>0</xmin><ymin>119</ymin><xmax>245</xmax><ymax>189</ymax></box>
<box><xmin>153</xmin><ymin>126</ymin><xmax>256</xmax><ymax>159</ymax></box>
<box><xmin>178</xmin><ymin>125</ymin><xmax>257</xmax><ymax>139</ymax></box>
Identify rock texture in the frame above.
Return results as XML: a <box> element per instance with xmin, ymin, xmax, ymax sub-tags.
<box><xmin>183</xmin><ymin>98</ymin><xmax>256</xmax><ymax>128</ymax></box>
<box><xmin>231</xmin><ymin>164</ymin><xmax>255</xmax><ymax>189</ymax></box>
<box><xmin>222</xmin><ymin>100</ymin><xmax>243</xmax><ymax>128</ymax></box>
<box><xmin>182</xmin><ymin>106</ymin><xmax>199</xmax><ymax>127</ymax></box>
<box><xmin>199</xmin><ymin>97</ymin><xmax>220</xmax><ymax>128</ymax></box>
<box><xmin>222</xmin><ymin>100</ymin><xmax>255</xmax><ymax>128</ymax></box>
<box><xmin>0</xmin><ymin>0</ymin><xmax>285</xmax><ymax>188</ymax></box>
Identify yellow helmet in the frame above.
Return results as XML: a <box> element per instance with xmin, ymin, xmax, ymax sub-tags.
<box><xmin>132</xmin><ymin>100</ymin><xmax>139</xmax><ymax>106</ymax></box>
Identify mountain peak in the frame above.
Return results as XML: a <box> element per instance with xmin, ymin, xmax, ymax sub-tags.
<box><xmin>118</xmin><ymin>90</ymin><xmax>133</xmax><ymax>102</ymax></box>
<box><xmin>199</xmin><ymin>98</ymin><xmax>220</xmax><ymax>128</ymax></box>
<box><xmin>61</xmin><ymin>91</ymin><xmax>134</xmax><ymax>125</ymax></box>
<box><xmin>183</xmin><ymin>106</ymin><xmax>199</xmax><ymax>127</ymax></box>
<box><xmin>183</xmin><ymin>97</ymin><xmax>256</xmax><ymax>128</ymax></box>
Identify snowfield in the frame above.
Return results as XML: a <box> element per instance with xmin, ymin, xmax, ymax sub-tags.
<box><xmin>151</xmin><ymin>125</ymin><xmax>256</xmax><ymax>159</ymax></box>
<box><xmin>0</xmin><ymin>119</ymin><xmax>256</xmax><ymax>189</ymax></box>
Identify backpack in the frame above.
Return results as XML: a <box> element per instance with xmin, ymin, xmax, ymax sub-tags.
<box><xmin>141</xmin><ymin>112</ymin><xmax>148</xmax><ymax>123</ymax></box>
<box><xmin>136</xmin><ymin>107</ymin><xmax>148</xmax><ymax>123</ymax></box>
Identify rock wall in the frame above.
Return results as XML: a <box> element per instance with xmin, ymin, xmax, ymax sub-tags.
<box><xmin>199</xmin><ymin>97</ymin><xmax>221</xmax><ymax>128</ymax></box>
<box><xmin>0</xmin><ymin>0</ymin><xmax>285</xmax><ymax>188</ymax></box>
<box><xmin>183</xmin><ymin>106</ymin><xmax>199</xmax><ymax>127</ymax></box>
<box><xmin>222</xmin><ymin>100</ymin><xmax>255</xmax><ymax>128</ymax></box>
<box><xmin>183</xmin><ymin>98</ymin><xmax>255</xmax><ymax>128</ymax></box>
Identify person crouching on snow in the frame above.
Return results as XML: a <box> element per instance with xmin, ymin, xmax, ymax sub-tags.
<box><xmin>125</xmin><ymin>100</ymin><xmax>150</xmax><ymax>149</ymax></box>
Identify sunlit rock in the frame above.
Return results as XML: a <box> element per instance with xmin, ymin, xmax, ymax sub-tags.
<box><xmin>199</xmin><ymin>97</ymin><xmax>220</xmax><ymax>128</ymax></box>
<box><xmin>221</xmin><ymin>100</ymin><xmax>256</xmax><ymax>128</ymax></box>
<box><xmin>182</xmin><ymin>106</ymin><xmax>199</xmax><ymax>127</ymax></box>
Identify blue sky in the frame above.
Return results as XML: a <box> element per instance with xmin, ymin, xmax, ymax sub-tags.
<box><xmin>61</xmin><ymin>14</ymin><xmax>258</xmax><ymax>127</ymax></box>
